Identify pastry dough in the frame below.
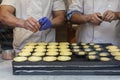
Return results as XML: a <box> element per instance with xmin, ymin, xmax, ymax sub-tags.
<box><xmin>114</xmin><ymin>56</ymin><xmax>120</xmax><ymax>61</ymax></box>
<box><xmin>84</xmin><ymin>48</ymin><xmax>91</xmax><ymax>52</ymax></box>
<box><xmin>83</xmin><ymin>45</ymin><xmax>89</xmax><ymax>49</ymax></box>
<box><xmin>111</xmin><ymin>52</ymin><xmax>120</xmax><ymax>56</ymax></box>
<box><xmin>32</xmin><ymin>52</ymin><xmax>45</xmax><ymax>57</ymax></box>
<box><xmin>73</xmin><ymin>46</ymin><xmax>80</xmax><ymax>49</ymax></box>
<box><xmin>21</xmin><ymin>48</ymin><xmax>33</xmax><ymax>52</ymax></box>
<box><xmin>35</xmin><ymin>46</ymin><xmax>46</xmax><ymax>49</ymax></box>
<box><xmin>80</xmin><ymin>42</ymin><xmax>86</xmax><ymax>45</ymax></box>
<box><xmin>34</xmin><ymin>49</ymin><xmax>46</xmax><ymax>52</ymax></box>
<box><xmin>71</xmin><ymin>43</ymin><xmax>77</xmax><ymax>46</ymax></box>
<box><xmin>89</xmin><ymin>42</ymin><xmax>94</xmax><ymax>46</ymax></box>
<box><xmin>88</xmin><ymin>55</ymin><xmax>96</xmax><ymax>60</ymax></box>
<box><xmin>57</xmin><ymin>56</ymin><xmax>71</xmax><ymax>61</ymax></box>
<box><xmin>13</xmin><ymin>57</ymin><xmax>27</xmax><ymax>62</ymax></box>
<box><xmin>60</xmin><ymin>52</ymin><xmax>72</xmax><ymax>56</ymax></box>
<box><xmin>46</xmin><ymin>52</ymin><xmax>59</xmax><ymax>56</ymax></box>
<box><xmin>47</xmin><ymin>46</ymin><xmax>58</xmax><ymax>49</ymax></box>
<box><xmin>47</xmin><ymin>49</ymin><xmax>59</xmax><ymax>52</ymax></box>
<box><xmin>43</xmin><ymin>56</ymin><xmax>57</xmax><ymax>62</ymax></box>
<box><xmin>73</xmin><ymin>49</ymin><xmax>80</xmax><ymax>52</ymax></box>
<box><xmin>59</xmin><ymin>49</ymin><xmax>71</xmax><ymax>52</ymax></box>
<box><xmin>78</xmin><ymin>52</ymin><xmax>86</xmax><ymax>56</ymax></box>
<box><xmin>28</xmin><ymin>56</ymin><xmax>42</xmax><ymax>62</ymax></box>
<box><xmin>100</xmin><ymin>57</ymin><xmax>110</xmax><ymax>61</ymax></box>
<box><xmin>58</xmin><ymin>45</ymin><xmax>69</xmax><ymax>48</ymax></box>
<box><xmin>108</xmin><ymin>49</ymin><xmax>120</xmax><ymax>52</ymax></box>
<box><xmin>88</xmin><ymin>52</ymin><xmax>97</xmax><ymax>55</ymax></box>
<box><xmin>106</xmin><ymin>46</ymin><xmax>118</xmax><ymax>49</ymax></box>
<box><xmin>94</xmin><ymin>45</ymin><xmax>100</xmax><ymax>48</ymax></box>
<box><xmin>18</xmin><ymin>52</ymin><xmax>31</xmax><ymax>57</ymax></box>
<box><xmin>99</xmin><ymin>53</ymin><xmax>109</xmax><ymax>57</ymax></box>
<box><xmin>95</xmin><ymin>48</ymin><xmax>102</xmax><ymax>51</ymax></box>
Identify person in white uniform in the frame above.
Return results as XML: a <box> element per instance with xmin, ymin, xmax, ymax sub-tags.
<box><xmin>0</xmin><ymin>0</ymin><xmax>65</xmax><ymax>53</ymax></box>
<box><xmin>67</xmin><ymin>0</ymin><xmax>120</xmax><ymax>46</ymax></box>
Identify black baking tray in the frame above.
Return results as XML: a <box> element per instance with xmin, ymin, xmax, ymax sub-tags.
<box><xmin>12</xmin><ymin>43</ymin><xmax>120</xmax><ymax>75</ymax></box>
<box><xmin>12</xmin><ymin>55</ymin><xmax>120</xmax><ymax>75</ymax></box>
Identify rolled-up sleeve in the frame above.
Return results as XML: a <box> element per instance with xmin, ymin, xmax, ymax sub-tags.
<box><xmin>67</xmin><ymin>0</ymin><xmax>84</xmax><ymax>20</ymax></box>
<box><xmin>68</xmin><ymin>0</ymin><xmax>84</xmax><ymax>13</ymax></box>
<box><xmin>53</xmin><ymin>0</ymin><xmax>65</xmax><ymax>11</ymax></box>
<box><xmin>1</xmin><ymin>0</ymin><xmax>16</xmax><ymax>8</ymax></box>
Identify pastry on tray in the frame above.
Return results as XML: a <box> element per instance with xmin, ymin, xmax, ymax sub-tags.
<box><xmin>60</xmin><ymin>52</ymin><xmax>72</xmax><ymax>56</ymax></box>
<box><xmin>100</xmin><ymin>57</ymin><xmax>110</xmax><ymax>61</ymax></box>
<box><xmin>28</xmin><ymin>56</ymin><xmax>42</xmax><ymax>62</ymax></box>
<box><xmin>43</xmin><ymin>56</ymin><xmax>57</xmax><ymax>62</ymax></box>
<box><xmin>88</xmin><ymin>55</ymin><xmax>97</xmax><ymax>60</ymax></box>
<box><xmin>46</xmin><ymin>52</ymin><xmax>59</xmax><ymax>56</ymax></box>
<box><xmin>32</xmin><ymin>52</ymin><xmax>45</xmax><ymax>57</ymax></box>
<box><xmin>99</xmin><ymin>52</ymin><xmax>109</xmax><ymax>57</ymax></box>
<box><xmin>114</xmin><ymin>56</ymin><xmax>120</xmax><ymax>61</ymax></box>
<box><xmin>106</xmin><ymin>45</ymin><xmax>118</xmax><ymax>50</ymax></box>
<box><xmin>18</xmin><ymin>52</ymin><xmax>31</xmax><ymax>57</ymax></box>
<box><xmin>78</xmin><ymin>51</ymin><xmax>86</xmax><ymax>56</ymax></box>
<box><xmin>13</xmin><ymin>57</ymin><xmax>27</xmax><ymax>62</ymax></box>
<box><xmin>57</xmin><ymin>56</ymin><xmax>71</xmax><ymax>61</ymax></box>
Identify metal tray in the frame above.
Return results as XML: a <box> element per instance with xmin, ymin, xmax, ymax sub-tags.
<box><xmin>12</xmin><ymin>43</ymin><xmax>120</xmax><ymax>75</ymax></box>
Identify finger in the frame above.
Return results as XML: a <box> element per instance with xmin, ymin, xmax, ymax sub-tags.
<box><xmin>103</xmin><ymin>11</ymin><xmax>108</xmax><ymax>20</ymax></box>
<box><xmin>26</xmin><ymin>21</ymin><xmax>37</xmax><ymax>32</ymax></box>
<box><xmin>106</xmin><ymin>15</ymin><xmax>113</xmax><ymax>21</ymax></box>
<box><xmin>24</xmin><ymin>25</ymin><xmax>34</xmax><ymax>32</ymax></box>
<box><xmin>94</xmin><ymin>14</ymin><xmax>103</xmax><ymax>22</ymax></box>
<box><xmin>109</xmin><ymin>16</ymin><xmax>114</xmax><ymax>22</ymax></box>
<box><xmin>30</xmin><ymin>17</ymin><xmax>40</xmax><ymax>30</ymax></box>
<box><xmin>90</xmin><ymin>16</ymin><xmax>95</xmax><ymax>23</ymax></box>
<box><xmin>96</xmin><ymin>13</ymin><xmax>103</xmax><ymax>19</ymax></box>
<box><xmin>104</xmin><ymin>12</ymin><xmax>113</xmax><ymax>21</ymax></box>
<box><xmin>91</xmin><ymin>17</ymin><xmax>100</xmax><ymax>25</ymax></box>
<box><xmin>36</xmin><ymin>21</ymin><xmax>41</xmax><ymax>28</ymax></box>
<box><xmin>27</xmin><ymin>19</ymin><xmax>38</xmax><ymax>31</ymax></box>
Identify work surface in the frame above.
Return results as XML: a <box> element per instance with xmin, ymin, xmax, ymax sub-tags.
<box><xmin>0</xmin><ymin>59</ymin><xmax>120</xmax><ymax>80</ymax></box>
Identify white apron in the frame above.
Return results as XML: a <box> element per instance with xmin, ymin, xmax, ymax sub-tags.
<box><xmin>69</xmin><ymin>0</ymin><xmax>120</xmax><ymax>46</ymax></box>
<box><xmin>1</xmin><ymin>0</ymin><xmax>65</xmax><ymax>52</ymax></box>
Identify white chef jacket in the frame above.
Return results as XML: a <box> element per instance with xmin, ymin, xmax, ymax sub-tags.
<box><xmin>1</xmin><ymin>0</ymin><xmax>65</xmax><ymax>53</ymax></box>
<box><xmin>68</xmin><ymin>0</ymin><xmax>120</xmax><ymax>46</ymax></box>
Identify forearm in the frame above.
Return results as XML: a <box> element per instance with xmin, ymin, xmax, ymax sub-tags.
<box><xmin>115</xmin><ymin>12</ymin><xmax>120</xmax><ymax>20</ymax></box>
<box><xmin>0</xmin><ymin>5</ymin><xmax>25</xmax><ymax>28</ymax></box>
<box><xmin>51</xmin><ymin>15</ymin><xmax>65</xmax><ymax>28</ymax></box>
<box><xmin>70</xmin><ymin>13</ymin><xmax>91</xmax><ymax>24</ymax></box>
<box><xmin>0</xmin><ymin>11</ymin><xmax>24</xmax><ymax>28</ymax></box>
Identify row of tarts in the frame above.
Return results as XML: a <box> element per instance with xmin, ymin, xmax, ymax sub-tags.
<box><xmin>13</xmin><ymin>42</ymin><xmax>120</xmax><ymax>62</ymax></box>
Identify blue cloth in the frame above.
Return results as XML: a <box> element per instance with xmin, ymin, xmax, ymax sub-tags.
<box><xmin>38</xmin><ymin>17</ymin><xmax>52</xmax><ymax>31</ymax></box>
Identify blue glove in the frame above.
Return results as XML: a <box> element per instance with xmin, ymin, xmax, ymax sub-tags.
<box><xmin>38</xmin><ymin>17</ymin><xmax>52</xmax><ymax>31</ymax></box>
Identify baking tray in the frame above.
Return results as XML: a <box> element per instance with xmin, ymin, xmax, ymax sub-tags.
<box><xmin>12</xmin><ymin>43</ymin><xmax>120</xmax><ymax>75</ymax></box>
<box><xmin>12</xmin><ymin>55</ymin><xmax>120</xmax><ymax>75</ymax></box>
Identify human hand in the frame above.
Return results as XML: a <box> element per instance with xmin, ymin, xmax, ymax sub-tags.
<box><xmin>88</xmin><ymin>12</ymin><xmax>103</xmax><ymax>25</ymax></box>
<box><xmin>19</xmin><ymin>17</ymin><xmax>40</xmax><ymax>32</ymax></box>
<box><xmin>38</xmin><ymin>17</ymin><xmax>52</xmax><ymax>31</ymax></box>
<box><xmin>103</xmin><ymin>10</ymin><xmax>117</xmax><ymax>22</ymax></box>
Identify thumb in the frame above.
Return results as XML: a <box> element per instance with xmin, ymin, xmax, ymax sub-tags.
<box><xmin>96</xmin><ymin>13</ymin><xmax>103</xmax><ymax>19</ymax></box>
